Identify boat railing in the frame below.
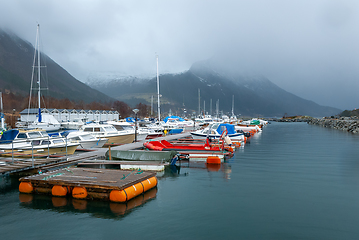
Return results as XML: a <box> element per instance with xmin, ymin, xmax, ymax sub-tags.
<box><xmin>1</xmin><ymin>135</ymin><xmax>72</xmax><ymax>166</ymax></box>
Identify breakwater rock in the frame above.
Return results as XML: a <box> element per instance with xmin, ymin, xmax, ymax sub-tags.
<box><xmin>308</xmin><ymin>117</ymin><xmax>359</xmax><ymax>134</ymax></box>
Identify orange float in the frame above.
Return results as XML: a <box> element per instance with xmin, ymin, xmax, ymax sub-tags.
<box><xmin>110</xmin><ymin>177</ymin><xmax>158</xmax><ymax>203</ymax></box>
<box><xmin>141</xmin><ymin>177</ymin><xmax>158</xmax><ymax>192</ymax></box>
<box><xmin>206</xmin><ymin>156</ymin><xmax>221</xmax><ymax>165</ymax></box>
<box><xmin>19</xmin><ymin>182</ymin><xmax>33</xmax><ymax>193</ymax></box>
<box><xmin>72</xmin><ymin>187</ymin><xmax>87</xmax><ymax>199</ymax></box>
<box><xmin>123</xmin><ymin>182</ymin><xmax>144</xmax><ymax>201</ymax></box>
<box><xmin>109</xmin><ymin>189</ymin><xmax>127</xmax><ymax>202</ymax></box>
<box><xmin>52</xmin><ymin>185</ymin><xmax>68</xmax><ymax>197</ymax></box>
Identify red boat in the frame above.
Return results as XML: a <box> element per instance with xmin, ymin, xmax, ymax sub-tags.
<box><xmin>143</xmin><ymin>139</ymin><xmax>233</xmax><ymax>153</ymax></box>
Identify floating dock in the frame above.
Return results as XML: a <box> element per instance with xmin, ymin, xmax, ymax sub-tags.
<box><xmin>19</xmin><ymin>167</ymin><xmax>157</xmax><ymax>202</ymax></box>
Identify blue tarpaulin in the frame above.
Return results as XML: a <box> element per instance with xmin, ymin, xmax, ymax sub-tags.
<box><xmin>0</xmin><ymin>129</ymin><xmax>19</xmax><ymax>143</ymax></box>
<box><xmin>163</xmin><ymin>116</ymin><xmax>185</xmax><ymax>123</ymax></box>
<box><xmin>216</xmin><ymin>124</ymin><xmax>236</xmax><ymax>135</ymax></box>
<box><xmin>126</xmin><ymin>117</ymin><xmax>135</xmax><ymax>122</ymax></box>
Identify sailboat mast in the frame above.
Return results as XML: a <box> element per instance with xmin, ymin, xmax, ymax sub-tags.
<box><xmin>37</xmin><ymin>24</ymin><xmax>41</xmax><ymax>110</ymax></box>
<box><xmin>232</xmin><ymin>95</ymin><xmax>234</xmax><ymax>116</ymax></box>
<box><xmin>198</xmin><ymin>89</ymin><xmax>200</xmax><ymax>117</ymax></box>
<box><xmin>156</xmin><ymin>55</ymin><xmax>160</xmax><ymax>121</ymax></box>
<box><xmin>0</xmin><ymin>92</ymin><xmax>4</xmax><ymax>130</ymax></box>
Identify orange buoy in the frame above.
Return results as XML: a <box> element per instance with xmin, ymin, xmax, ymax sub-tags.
<box><xmin>224</xmin><ymin>146</ymin><xmax>234</xmax><ymax>152</ymax></box>
<box><xmin>124</xmin><ymin>182</ymin><xmax>144</xmax><ymax>201</ymax></box>
<box><xmin>110</xmin><ymin>182</ymin><xmax>145</xmax><ymax>203</ymax></box>
<box><xmin>207</xmin><ymin>156</ymin><xmax>221</xmax><ymax>165</ymax></box>
<box><xmin>19</xmin><ymin>182</ymin><xmax>33</xmax><ymax>193</ymax></box>
<box><xmin>141</xmin><ymin>177</ymin><xmax>158</xmax><ymax>192</ymax></box>
<box><xmin>52</xmin><ymin>185</ymin><xmax>68</xmax><ymax>197</ymax></box>
<box><xmin>109</xmin><ymin>190</ymin><xmax>127</xmax><ymax>203</ymax></box>
<box><xmin>72</xmin><ymin>187</ymin><xmax>87</xmax><ymax>199</ymax></box>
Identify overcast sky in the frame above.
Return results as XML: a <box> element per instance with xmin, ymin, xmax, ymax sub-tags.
<box><xmin>1</xmin><ymin>0</ymin><xmax>358</xmax><ymax>110</ymax></box>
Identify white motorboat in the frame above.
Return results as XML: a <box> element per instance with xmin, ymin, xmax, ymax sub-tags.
<box><xmin>60</xmin><ymin>130</ymin><xmax>108</xmax><ymax>149</ymax></box>
<box><xmin>80</xmin><ymin>122</ymin><xmax>135</xmax><ymax>144</ymax></box>
<box><xmin>106</xmin><ymin>120</ymin><xmax>149</xmax><ymax>141</ymax></box>
<box><xmin>191</xmin><ymin>123</ymin><xmax>245</xmax><ymax>142</ymax></box>
<box><xmin>61</xmin><ymin>118</ymin><xmax>87</xmax><ymax>130</ymax></box>
<box><xmin>0</xmin><ymin>128</ymin><xmax>79</xmax><ymax>156</ymax></box>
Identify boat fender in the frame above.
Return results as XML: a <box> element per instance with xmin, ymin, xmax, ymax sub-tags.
<box><xmin>224</xmin><ymin>135</ymin><xmax>232</xmax><ymax>145</ymax></box>
<box><xmin>207</xmin><ymin>156</ymin><xmax>221</xmax><ymax>165</ymax></box>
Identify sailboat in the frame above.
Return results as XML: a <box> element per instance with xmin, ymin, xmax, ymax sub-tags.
<box><xmin>27</xmin><ymin>24</ymin><xmax>60</xmax><ymax>132</ymax></box>
<box><xmin>0</xmin><ymin>92</ymin><xmax>5</xmax><ymax>132</ymax></box>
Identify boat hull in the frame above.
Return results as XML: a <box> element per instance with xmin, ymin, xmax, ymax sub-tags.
<box><xmin>1</xmin><ymin>144</ymin><xmax>79</xmax><ymax>157</ymax></box>
<box><xmin>106</xmin><ymin>133</ymin><xmax>135</xmax><ymax>145</ymax></box>
<box><xmin>78</xmin><ymin>139</ymin><xmax>108</xmax><ymax>149</ymax></box>
<box><xmin>190</xmin><ymin>132</ymin><xmax>245</xmax><ymax>141</ymax></box>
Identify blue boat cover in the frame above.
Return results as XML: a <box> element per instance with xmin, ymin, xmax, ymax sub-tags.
<box><xmin>168</xmin><ymin>129</ymin><xmax>184</xmax><ymax>134</ymax></box>
<box><xmin>163</xmin><ymin>116</ymin><xmax>185</xmax><ymax>123</ymax></box>
<box><xmin>0</xmin><ymin>129</ymin><xmax>19</xmax><ymax>143</ymax></box>
<box><xmin>126</xmin><ymin>117</ymin><xmax>140</xmax><ymax>122</ymax></box>
<box><xmin>216</xmin><ymin>124</ymin><xmax>236</xmax><ymax>135</ymax></box>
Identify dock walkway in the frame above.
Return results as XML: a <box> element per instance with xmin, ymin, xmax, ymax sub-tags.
<box><xmin>0</xmin><ymin>132</ymin><xmax>191</xmax><ymax>176</ymax></box>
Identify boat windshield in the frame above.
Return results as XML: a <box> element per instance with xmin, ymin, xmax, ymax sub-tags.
<box><xmin>121</xmin><ymin>125</ymin><xmax>134</xmax><ymax>131</ymax></box>
<box><xmin>209</xmin><ymin>123</ymin><xmax>220</xmax><ymax>130</ymax></box>
<box><xmin>53</xmin><ymin>139</ymin><xmax>65</xmax><ymax>144</ymax></box>
<box><xmin>28</xmin><ymin>132</ymin><xmax>43</xmax><ymax>138</ymax></box>
<box><xmin>103</xmin><ymin>126</ymin><xmax>117</xmax><ymax>132</ymax></box>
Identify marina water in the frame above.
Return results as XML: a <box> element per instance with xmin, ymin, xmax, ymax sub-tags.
<box><xmin>1</xmin><ymin>122</ymin><xmax>359</xmax><ymax>239</ymax></box>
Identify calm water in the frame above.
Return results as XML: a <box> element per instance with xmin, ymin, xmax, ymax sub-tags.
<box><xmin>1</xmin><ymin>122</ymin><xmax>359</xmax><ymax>239</ymax></box>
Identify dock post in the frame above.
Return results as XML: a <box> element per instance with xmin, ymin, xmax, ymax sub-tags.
<box><xmin>47</xmin><ymin>135</ymin><xmax>50</xmax><ymax>158</ymax></box>
<box><xmin>32</xmin><ymin>140</ymin><xmax>34</xmax><ymax>167</ymax></box>
<box><xmin>108</xmin><ymin>145</ymin><xmax>112</xmax><ymax>160</ymax></box>
<box><xmin>11</xmin><ymin>140</ymin><xmax>14</xmax><ymax>163</ymax></box>
<box><xmin>65</xmin><ymin>135</ymin><xmax>68</xmax><ymax>160</ymax></box>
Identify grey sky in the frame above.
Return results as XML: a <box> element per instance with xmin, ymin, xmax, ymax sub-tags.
<box><xmin>1</xmin><ymin>0</ymin><xmax>358</xmax><ymax>110</ymax></box>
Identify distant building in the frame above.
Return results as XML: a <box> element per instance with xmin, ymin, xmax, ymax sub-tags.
<box><xmin>19</xmin><ymin>108</ymin><xmax>119</xmax><ymax>122</ymax></box>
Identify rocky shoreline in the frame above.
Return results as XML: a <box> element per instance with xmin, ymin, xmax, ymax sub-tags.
<box><xmin>308</xmin><ymin>117</ymin><xmax>359</xmax><ymax>134</ymax></box>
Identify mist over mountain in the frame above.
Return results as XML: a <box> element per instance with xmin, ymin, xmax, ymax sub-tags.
<box><xmin>0</xmin><ymin>28</ymin><xmax>342</xmax><ymax>117</ymax></box>
<box><xmin>0</xmin><ymin>28</ymin><xmax>113</xmax><ymax>104</ymax></box>
<box><xmin>89</xmin><ymin>59</ymin><xmax>341</xmax><ymax>117</ymax></box>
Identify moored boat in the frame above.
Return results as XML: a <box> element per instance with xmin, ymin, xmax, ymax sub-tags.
<box><xmin>191</xmin><ymin>123</ymin><xmax>245</xmax><ymax>142</ymax></box>
<box><xmin>60</xmin><ymin>130</ymin><xmax>108</xmax><ymax>149</ymax></box>
<box><xmin>0</xmin><ymin>128</ymin><xmax>79</xmax><ymax>156</ymax></box>
<box><xmin>80</xmin><ymin>122</ymin><xmax>135</xmax><ymax>145</ymax></box>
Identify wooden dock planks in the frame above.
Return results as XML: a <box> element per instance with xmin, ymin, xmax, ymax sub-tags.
<box><xmin>0</xmin><ymin>154</ymin><xmax>98</xmax><ymax>175</ymax></box>
<box><xmin>20</xmin><ymin>167</ymin><xmax>156</xmax><ymax>191</ymax></box>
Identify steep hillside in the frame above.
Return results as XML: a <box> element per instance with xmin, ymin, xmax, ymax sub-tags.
<box><xmin>0</xmin><ymin>29</ymin><xmax>113</xmax><ymax>104</ymax></box>
<box><xmin>89</xmin><ymin>59</ymin><xmax>341</xmax><ymax>117</ymax></box>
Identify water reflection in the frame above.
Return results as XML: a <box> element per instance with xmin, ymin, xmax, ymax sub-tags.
<box><xmin>0</xmin><ymin>175</ymin><xmax>20</xmax><ymax>194</ymax></box>
<box><xmin>18</xmin><ymin>187</ymin><xmax>157</xmax><ymax>219</ymax></box>
<box><xmin>174</xmin><ymin>160</ymin><xmax>232</xmax><ymax>180</ymax></box>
